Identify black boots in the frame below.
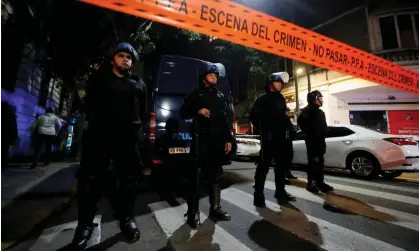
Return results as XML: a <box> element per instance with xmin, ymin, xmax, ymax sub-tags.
<box><xmin>253</xmin><ymin>175</ymin><xmax>267</xmax><ymax>207</ymax></box>
<box><xmin>253</xmin><ymin>193</ymin><xmax>266</xmax><ymax>207</ymax></box>
<box><xmin>71</xmin><ymin>218</ymin><xmax>140</xmax><ymax>250</ymax></box>
<box><xmin>185</xmin><ymin>210</ymin><xmax>201</xmax><ymax>229</ymax></box>
<box><xmin>275</xmin><ymin>190</ymin><xmax>297</xmax><ymax>201</ymax></box>
<box><xmin>119</xmin><ymin>217</ymin><xmax>141</xmax><ymax>243</ymax></box>
<box><xmin>317</xmin><ymin>182</ymin><xmax>334</xmax><ymax>193</ymax></box>
<box><xmin>185</xmin><ymin>184</ymin><xmax>231</xmax><ymax>229</ymax></box>
<box><xmin>307</xmin><ymin>179</ymin><xmax>334</xmax><ymax>193</ymax></box>
<box><xmin>254</xmin><ymin>176</ymin><xmax>297</xmax><ymax>206</ymax></box>
<box><xmin>306</xmin><ymin>179</ymin><xmax>320</xmax><ymax>193</ymax></box>
<box><xmin>185</xmin><ymin>185</ymin><xmax>201</xmax><ymax>229</ymax></box>
<box><xmin>208</xmin><ymin>184</ymin><xmax>231</xmax><ymax>221</ymax></box>
<box><xmin>71</xmin><ymin>224</ymin><xmax>95</xmax><ymax>250</ymax></box>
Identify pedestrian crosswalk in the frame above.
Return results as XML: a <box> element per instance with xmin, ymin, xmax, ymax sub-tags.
<box><xmin>149</xmin><ymin>200</ymin><xmax>253</xmax><ymax>251</ymax></box>
<box><xmin>221</xmin><ymin>188</ymin><xmax>404</xmax><ymax>251</ymax></box>
<box><xmin>21</xmin><ymin>172</ymin><xmax>419</xmax><ymax>251</ymax></box>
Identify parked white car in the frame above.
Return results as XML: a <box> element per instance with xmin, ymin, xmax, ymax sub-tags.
<box><xmin>292</xmin><ymin>124</ymin><xmax>419</xmax><ymax>179</ymax></box>
<box><xmin>235</xmin><ymin>134</ymin><xmax>260</xmax><ymax>159</ymax></box>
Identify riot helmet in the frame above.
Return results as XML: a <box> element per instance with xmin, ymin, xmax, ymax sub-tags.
<box><xmin>113</xmin><ymin>42</ymin><xmax>139</xmax><ymax>62</ymax></box>
<box><xmin>265</xmin><ymin>72</ymin><xmax>289</xmax><ymax>92</ymax></box>
<box><xmin>202</xmin><ymin>63</ymin><xmax>219</xmax><ymax>86</ymax></box>
<box><xmin>111</xmin><ymin>42</ymin><xmax>138</xmax><ymax>77</ymax></box>
<box><xmin>307</xmin><ymin>90</ymin><xmax>324</xmax><ymax>107</ymax></box>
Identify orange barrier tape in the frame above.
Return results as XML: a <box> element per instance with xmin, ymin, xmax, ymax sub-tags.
<box><xmin>79</xmin><ymin>0</ymin><xmax>419</xmax><ymax>95</ymax></box>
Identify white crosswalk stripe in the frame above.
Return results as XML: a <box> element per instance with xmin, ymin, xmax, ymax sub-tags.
<box><xmin>149</xmin><ymin>199</ymin><xmax>253</xmax><ymax>251</ymax></box>
<box><xmin>295</xmin><ymin>178</ymin><xmax>419</xmax><ymax>206</ymax></box>
<box><xmin>29</xmin><ymin>215</ymin><xmax>102</xmax><ymax>250</ymax></box>
<box><xmin>264</xmin><ymin>181</ymin><xmax>419</xmax><ymax>231</ymax></box>
<box><xmin>322</xmin><ymin>176</ymin><xmax>419</xmax><ymax>195</ymax></box>
<box><xmin>221</xmin><ymin>188</ymin><xmax>405</xmax><ymax>251</ymax></box>
<box><xmin>19</xmin><ymin>172</ymin><xmax>419</xmax><ymax>251</ymax></box>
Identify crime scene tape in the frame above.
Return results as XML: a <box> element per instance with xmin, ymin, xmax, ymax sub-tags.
<box><xmin>79</xmin><ymin>0</ymin><xmax>419</xmax><ymax>95</ymax></box>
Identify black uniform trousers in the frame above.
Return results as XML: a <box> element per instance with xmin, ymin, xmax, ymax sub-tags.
<box><xmin>305</xmin><ymin>139</ymin><xmax>326</xmax><ymax>184</ymax></box>
<box><xmin>187</xmin><ymin>134</ymin><xmax>225</xmax><ymax>213</ymax></box>
<box><xmin>76</xmin><ymin>125</ymin><xmax>142</xmax><ymax>226</ymax></box>
<box><xmin>254</xmin><ymin>138</ymin><xmax>293</xmax><ymax>196</ymax></box>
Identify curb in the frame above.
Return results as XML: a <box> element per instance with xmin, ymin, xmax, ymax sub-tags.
<box><xmin>1</xmin><ymin>163</ymin><xmax>79</xmax><ymax>251</ymax></box>
<box><xmin>2</xmin><ymin>162</ymin><xmax>78</xmax><ymax>208</ymax></box>
<box><xmin>396</xmin><ymin>177</ymin><xmax>419</xmax><ymax>182</ymax></box>
<box><xmin>1</xmin><ymin>194</ymin><xmax>76</xmax><ymax>251</ymax></box>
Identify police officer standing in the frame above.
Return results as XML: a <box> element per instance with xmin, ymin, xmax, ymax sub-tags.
<box><xmin>251</xmin><ymin>72</ymin><xmax>296</xmax><ymax>208</ymax></box>
<box><xmin>180</xmin><ymin>64</ymin><xmax>233</xmax><ymax>229</ymax></box>
<box><xmin>297</xmin><ymin>90</ymin><xmax>334</xmax><ymax>193</ymax></box>
<box><xmin>71</xmin><ymin>43</ymin><xmax>146</xmax><ymax>249</ymax></box>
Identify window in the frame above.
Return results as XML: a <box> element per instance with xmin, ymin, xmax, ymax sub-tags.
<box><xmin>379</xmin><ymin>12</ymin><xmax>419</xmax><ymax>50</ymax></box>
<box><xmin>356</xmin><ymin>125</ymin><xmax>390</xmax><ymax>134</ymax></box>
<box><xmin>326</xmin><ymin>127</ymin><xmax>355</xmax><ymax>138</ymax></box>
<box><xmin>293</xmin><ymin>127</ymin><xmax>355</xmax><ymax>140</ymax></box>
<box><xmin>350</xmin><ymin>111</ymin><xmax>388</xmax><ymax>132</ymax></box>
<box><xmin>157</xmin><ymin>58</ymin><xmax>199</xmax><ymax>95</ymax></box>
<box><xmin>379</xmin><ymin>17</ymin><xmax>399</xmax><ymax>49</ymax></box>
<box><xmin>398</xmin><ymin>14</ymin><xmax>416</xmax><ymax>48</ymax></box>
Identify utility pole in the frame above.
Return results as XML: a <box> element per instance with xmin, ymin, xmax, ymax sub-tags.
<box><xmin>293</xmin><ymin>60</ymin><xmax>300</xmax><ymax>117</ymax></box>
<box><xmin>306</xmin><ymin>66</ymin><xmax>312</xmax><ymax>93</ymax></box>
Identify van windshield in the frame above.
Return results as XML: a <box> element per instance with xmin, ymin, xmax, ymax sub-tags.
<box><xmin>157</xmin><ymin>56</ymin><xmax>199</xmax><ymax>95</ymax></box>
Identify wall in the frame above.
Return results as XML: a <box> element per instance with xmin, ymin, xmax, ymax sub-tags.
<box><xmin>282</xmin><ymin>67</ymin><xmax>418</xmax><ymax>125</ymax></box>
<box><xmin>387</xmin><ymin>110</ymin><xmax>419</xmax><ymax>135</ymax></box>
<box><xmin>314</xmin><ymin>6</ymin><xmax>371</xmax><ymax>52</ymax></box>
<box><xmin>349</xmin><ymin>103</ymin><xmax>419</xmax><ymax>111</ymax></box>
<box><xmin>281</xmin><ymin>0</ymin><xmax>419</xmax><ymax>127</ymax></box>
<box><xmin>368</xmin><ymin>0</ymin><xmax>419</xmax><ymax>52</ymax></box>
<box><xmin>1</xmin><ymin>43</ymin><xmax>67</xmax><ymax>156</ymax></box>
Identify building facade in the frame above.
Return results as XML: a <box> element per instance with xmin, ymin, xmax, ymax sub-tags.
<box><xmin>282</xmin><ymin>0</ymin><xmax>419</xmax><ymax>135</ymax></box>
<box><xmin>2</xmin><ymin>43</ymin><xmax>73</xmax><ymax>157</ymax></box>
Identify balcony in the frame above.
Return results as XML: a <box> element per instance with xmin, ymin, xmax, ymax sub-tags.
<box><xmin>374</xmin><ymin>48</ymin><xmax>419</xmax><ymax>63</ymax></box>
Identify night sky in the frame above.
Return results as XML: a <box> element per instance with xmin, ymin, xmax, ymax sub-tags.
<box><xmin>236</xmin><ymin>0</ymin><xmax>367</xmax><ymax>28</ymax></box>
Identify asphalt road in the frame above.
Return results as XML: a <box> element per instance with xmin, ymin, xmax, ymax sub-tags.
<box><xmin>8</xmin><ymin>161</ymin><xmax>419</xmax><ymax>251</ymax></box>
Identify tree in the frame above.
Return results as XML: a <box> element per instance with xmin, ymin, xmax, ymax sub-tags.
<box><xmin>172</xmin><ymin>29</ymin><xmax>284</xmax><ymax>119</ymax></box>
<box><xmin>2</xmin><ymin>0</ymin><xmax>157</xmax><ymax>94</ymax></box>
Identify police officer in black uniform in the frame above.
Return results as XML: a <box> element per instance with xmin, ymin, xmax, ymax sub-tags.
<box><xmin>297</xmin><ymin>90</ymin><xmax>334</xmax><ymax>193</ymax></box>
<box><xmin>71</xmin><ymin>42</ymin><xmax>146</xmax><ymax>250</ymax></box>
<box><xmin>180</xmin><ymin>64</ymin><xmax>233</xmax><ymax>229</ymax></box>
<box><xmin>251</xmin><ymin>72</ymin><xmax>296</xmax><ymax>208</ymax></box>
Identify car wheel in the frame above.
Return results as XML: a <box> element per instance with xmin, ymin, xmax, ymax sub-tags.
<box><xmin>346</xmin><ymin>152</ymin><xmax>380</xmax><ymax>179</ymax></box>
<box><xmin>380</xmin><ymin>170</ymin><xmax>403</xmax><ymax>180</ymax></box>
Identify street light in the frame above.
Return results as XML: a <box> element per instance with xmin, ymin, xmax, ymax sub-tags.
<box><xmin>296</xmin><ymin>68</ymin><xmax>304</xmax><ymax>75</ymax></box>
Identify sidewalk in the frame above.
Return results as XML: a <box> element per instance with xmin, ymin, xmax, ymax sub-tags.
<box><xmin>398</xmin><ymin>172</ymin><xmax>419</xmax><ymax>182</ymax></box>
<box><xmin>1</xmin><ymin>162</ymin><xmax>79</xmax><ymax>250</ymax></box>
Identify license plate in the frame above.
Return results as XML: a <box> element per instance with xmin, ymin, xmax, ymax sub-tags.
<box><xmin>169</xmin><ymin>147</ymin><xmax>190</xmax><ymax>154</ymax></box>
